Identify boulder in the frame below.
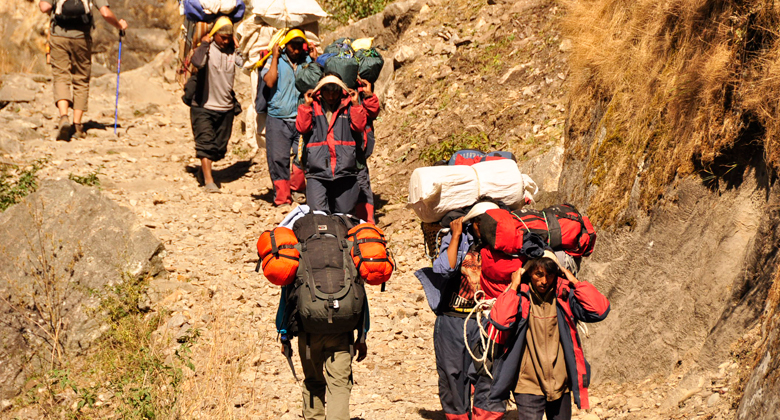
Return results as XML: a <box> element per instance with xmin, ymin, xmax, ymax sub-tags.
<box><xmin>0</xmin><ymin>179</ymin><xmax>166</xmax><ymax>399</ymax></box>
<box><xmin>0</xmin><ymin>73</ymin><xmax>42</xmax><ymax>103</ymax></box>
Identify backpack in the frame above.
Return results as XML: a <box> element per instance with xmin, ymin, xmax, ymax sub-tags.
<box><xmin>513</xmin><ymin>203</ymin><xmax>597</xmax><ymax>257</ymax></box>
<box><xmin>324</xmin><ymin>52</ymin><xmax>359</xmax><ymax>89</ymax></box>
<box><xmin>295</xmin><ymin>62</ymin><xmax>323</xmax><ymax>94</ymax></box>
<box><xmin>54</xmin><ymin>0</ymin><xmax>92</xmax><ymax>26</ymax></box>
<box><xmin>355</xmin><ymin>48</ymin><xmax>384</xmax><ymax>84</ymax></box>
<box><xmin>286</xmin><ymin>213</ymin><xmax>366</xmax><ymax>336</ymax></box>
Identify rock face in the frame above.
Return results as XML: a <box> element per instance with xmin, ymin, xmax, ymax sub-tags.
<box><xmin>0</xmin><ymin>179</ymin><xmax>165</xmax><ymax>399</ymax></box>
<box><xmin>570</xmin><ymin>173</ymin><xmax>769</xmax><ymax>382</ymax></box>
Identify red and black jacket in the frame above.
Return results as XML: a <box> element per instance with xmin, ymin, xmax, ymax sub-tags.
<box><xmin>360</xmin><ymin>90</ymin><xmax>380</xmax><ymax>160</ymax></box>
<box><xmin>487</xmin><ymin>279</ymin><xmax>610</xmax><ymax>409</ymax></box>
<box><xmin>296</xmin><ymin>94</ymin><xmax>374</xmax><ymax>180</ymax></box>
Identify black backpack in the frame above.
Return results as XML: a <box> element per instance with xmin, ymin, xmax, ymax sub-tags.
<box><xmin>54</xmin><ymin>0</ymin><xmax>93</xmax><ymax>26</ymax></box>
<box><xmin>282</xmin><ymin>213</ymin><xmax>366</xmax><ymax>338</ymax></box>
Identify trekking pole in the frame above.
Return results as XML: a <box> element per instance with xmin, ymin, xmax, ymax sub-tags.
<box><xmin>114</xmin><ymin>30</ymin><xmax>125</xmax><ymax>135</ymax></box>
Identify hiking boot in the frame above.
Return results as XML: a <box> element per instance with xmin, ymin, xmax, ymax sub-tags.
<box><xmin>291</xmin><ymin>191</ymin><xmax>307</xmax><ymax>204</ymax></box>
<box><xmin>56</xmin><ymin>115</ymin><xmax>71</xmax><ymax>141</ymax></box>
<box><xmin>74</xmin><ymin>123</ymin><xmax>86</xmax><ymax>139</ymax></box>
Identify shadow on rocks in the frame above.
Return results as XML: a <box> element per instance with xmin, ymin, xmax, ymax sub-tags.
<box><xmin>185</xmin><ymin>159</ymin><xmax>254</xmax><ymax>187</ymax></box>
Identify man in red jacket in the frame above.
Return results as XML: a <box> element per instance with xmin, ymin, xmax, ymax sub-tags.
<box><xmin>296</xmin><ymin>73</ymin><xmax>378</xmax><ymax>214</ymax></box>
<box><xmin>488</xmin><ymin>253</ymin><xmax>610</xmax><ymax>420</ymax></box>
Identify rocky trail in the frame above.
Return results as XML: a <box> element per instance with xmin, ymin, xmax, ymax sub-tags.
<box><xmin>0</xmin><ymin>0</ymin><xmax>763</xmax><ymax>419</ymax></box>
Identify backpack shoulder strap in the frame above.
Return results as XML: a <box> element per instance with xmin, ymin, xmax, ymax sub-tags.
<box><xmin>542</xmin><ymin>208</ymin><xmax>562</xmax><ymax>249</ymax></box>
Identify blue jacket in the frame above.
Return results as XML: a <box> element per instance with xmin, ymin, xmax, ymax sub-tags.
<box><xmin>265</xmin><ymin>53</ymin><xmax>312</xmax><ymax>120</ymax></box>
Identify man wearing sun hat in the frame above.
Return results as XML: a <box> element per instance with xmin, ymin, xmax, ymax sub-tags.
<box><xmin>295</xmin><ymin>73</ymin><xmax>378</xmax><ymax>215</ymax></box>
<box><xmin>262</xmin><ymin>28</ymin><xmax>317</xmax><ymax>206</ymax></box>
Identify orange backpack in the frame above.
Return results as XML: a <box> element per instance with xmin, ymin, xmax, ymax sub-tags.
<box><xmin>347</xmin><ymin>223</ymin><xmax>395</xmax><ymax>285</ymax></box>
<box><xmin>257</xmin><ymin>227</ymin><xmax>300</xmax><ymax>286</ymax></box>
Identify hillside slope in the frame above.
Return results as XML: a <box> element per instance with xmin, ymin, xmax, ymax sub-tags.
<box><xmin>2</xmin><ymin>0</ymin><xmax>780</xmax><ymax>419</ymax></box>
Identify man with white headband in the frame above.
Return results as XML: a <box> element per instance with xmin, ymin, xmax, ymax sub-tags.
<box><xmin>295</xmin><ymin>73</ymin><xmax>378</xmax><ymax>215</ymax></box>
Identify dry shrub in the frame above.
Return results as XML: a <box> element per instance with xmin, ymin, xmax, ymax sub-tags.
<box><xmin>563</xmin><ymin>0</ymin><xmax>780</xmax><ymax>225</ymax></box>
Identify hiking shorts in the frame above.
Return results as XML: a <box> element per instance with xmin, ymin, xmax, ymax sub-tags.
<box><xmin>190</xmin><ymin>106</ymin><xmax>235</xmax><ymax>162</ymax></box>
<box><xmin>49</xmin><ymin>35</ymin><xmax>92</xmax><ymax>112</ymax></box>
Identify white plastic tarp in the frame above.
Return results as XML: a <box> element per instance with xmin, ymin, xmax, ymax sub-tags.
<box><xmin>236</xmin><ymin>17</ymin><xmax>320</xmax><ymax>70</ymax></box>
<box><xmin>407</xmin><ymin>159</ymin><xmax>538</xmax><ymax>223</ymax></box>
<box><xmin>201</xmin><ymin>0</ymin><xmax>239</xmax><ymax>14</ymax></box>
<box><xmin>251</xmin><ymin>0</ymin><xmax>328</xmax><ymax>28</ymax></box>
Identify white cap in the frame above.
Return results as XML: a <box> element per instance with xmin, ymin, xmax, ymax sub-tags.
<box><xmin>313</xmin><ymin>75</ymin><xmax>349</xmax><ymax>93</ymax></box>
<box><xmin>463</xmin><ymin>202</ymin><xmax>500</xmax><ymax>222</ymax></box>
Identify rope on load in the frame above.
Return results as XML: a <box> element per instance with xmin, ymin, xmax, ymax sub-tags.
<box><xmin>463</xmin><ymin>290</ymin><xmax>499</xmax><ymax>379</ymax></box>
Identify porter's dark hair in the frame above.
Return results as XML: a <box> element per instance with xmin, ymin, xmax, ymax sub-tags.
<box><xmin>521</xmin><ymin>257</ymin><xmax>560</xmax><ymax>282</ymax></box>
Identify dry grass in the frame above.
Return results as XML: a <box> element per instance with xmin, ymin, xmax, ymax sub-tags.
<box><xmin>179</xmin><ymin>308</ymin><xmax>269</xmax><ymax>418</ymax></box>
<box><xmin>564</xmin><ymin>0</ymin><xmax>780</xmax><ymax>225</ymax></box>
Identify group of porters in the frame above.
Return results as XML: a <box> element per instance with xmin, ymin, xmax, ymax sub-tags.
<box><xmin>252</xmin><ymin>148</ymin><xmax>609</xmax><ymax>420</ymax></box>
<box><xmin>178</xmin><ymin>0</ymin><xmax>385</xmax><ymax>93</ymax></box>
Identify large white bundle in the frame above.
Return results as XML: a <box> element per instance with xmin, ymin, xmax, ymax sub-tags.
<box><xmin>251</xmin><ymin>0</ymin><xmax>328</xmax><ymax>28</ymax></box>
<box><xmin>408</xmin><ymin>165</ymin><xmax>479</xmax><ymax>223</ymax></box>
<box><xmin>472</xmin><ymin>159</ymin><xmax>537</xmax><ymax>209</ymax></box>
<box><xmin>236</xmin><ymin>17</ymin><xmax>320</xmax><ymax>70</ymax></box>
<box><xmin>407</xmin><ymin>160</ymin><xmax>538</xmax><ymax>223</ymax></box>
<box><xmin>201</xmin><ymin>0</ymin><xmax>238</xmax><ymax>14</ymax></box>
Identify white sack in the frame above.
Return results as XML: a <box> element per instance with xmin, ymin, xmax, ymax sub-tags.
<box><xmin>251</xmin><ymin>0</ymin><xmax>328</xmax><ymax>28</ymax></box>
<box><xmin>407</xmin><ymin>160</ymin><xmax>538</xmax><ymax>223</ymax></box>
<box><xmin>408</xmin><ymin>166</ymin><xmax>480</xmax><ymax>223</ymax></box>
<box><xmin>236</xmin><ymin>16</ymin><xmax>320</xmax><ymax>69</ymax></box>
<box><xmin>201</xmin><ymin>0</ymin><xmax>238</xmax><ymax>14</ymax></box>
<box><xmin>471</xmin><ymin>159</ymin><xmax>536</xmax><ymax>209</ymax></box>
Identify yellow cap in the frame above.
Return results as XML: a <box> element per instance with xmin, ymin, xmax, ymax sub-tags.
<box><xmin>280</xmin><ymin>29</ymin><xmax>308</xmax><ymax>47</ymax></box>
<box><xmin>209</xmin><ymin>16</ymin><xmax>234</xmax><ymax>37</ymax></box>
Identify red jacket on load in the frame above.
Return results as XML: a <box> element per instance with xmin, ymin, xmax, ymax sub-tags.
<box><xmin>487</xmin><ymin>279</ymin><xmax>610</xmax><ymax>410</ymax></box>
<box><xmin>296</xmin><ymin>94</ymin><xmax>376</xmax><ymax>181</ymax></box>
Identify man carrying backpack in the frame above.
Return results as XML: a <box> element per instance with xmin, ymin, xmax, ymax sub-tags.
<box><xmin>261</xmin><ymin>29</ymin><xmax>317</xmax><ymax>206</ymax></box>
<box><xmin>39</xmin><ymin>0</ymin><xmax>128</xmax><ymax>140</ymax></box>
<box><xmin>275</xmin><ymin>211</ymin><xmax>369</xmax><ymax>420</ymax></box>
<box><xmin>296</xmin><ymin>74</ymin><xmax>377</xmax><ymax>215</ymax></box>
<box><xmin>187</xmin><ymin>17</ymin><xmax>242</xmax><ymax>193</ymax></box>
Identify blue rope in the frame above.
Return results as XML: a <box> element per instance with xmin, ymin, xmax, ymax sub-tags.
<box><xmin>114</xmin><ymin>32</ymin><xmax>123</xmax><ymax>135</ymax></box>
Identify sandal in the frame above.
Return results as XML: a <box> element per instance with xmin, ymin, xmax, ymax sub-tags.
<box><xmin>204</xmin><ymin>182</ymin><xmax>220</xmax><ymax>193</ymax></box>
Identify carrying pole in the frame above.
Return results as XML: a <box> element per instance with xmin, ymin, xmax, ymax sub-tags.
<box><xmin>114</xmin><ymin>30</ymin><xmax>125</xmax><ymax>135</ymax></box>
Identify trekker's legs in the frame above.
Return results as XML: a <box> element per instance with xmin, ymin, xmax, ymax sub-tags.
<box><xmin>434</xmin><ymin>315</ymin><xmax>472</xmax><ymax>420</ymax></box>
<box><xmin>330</xmin><ymin>177</ymin><xmax>360</xmax><ymax>215</ymax></box>
<box><xmin>290</xmin><ymin>135</ymin><xmax>306</xmax><ymax>193</ymax></box>
<box><xmin>354</xmin><ymin>166</ymin><xmax>375</xmax><ymax>223</ymax></box>
<box><xmin>469</xmin><ymin>320</ymin><xmax>506</xmax><ymax>420</ymax></box>
<box><xmin>49</xmin><ymin>36</ymin><xmax>73</xmax><ymax>114</ymax></box>
<box><xmin>201</xmin><ymin>158</ymin><xmax>214</xmax><ymax>185</ymax></box>
<box><xmin>513</xmin><ymin>393</ymin><xmax>572</xmax><ymax>420</ymax></box>
<box><xmin>323</xmin><ymin>335</ymin><xmax>353</xmax><ymax>420</ymax></box>
<box><xmin>70</xmin><ymin>35</ymin><xmax>92</xmax><ymax>123</ymax></box>
<box><xmin>50</xmin><ymin>36</ymin><xmax>74</xmax><ymax>139</ymax></box>
<box><xmin>299</xmin><ymin>334</ymin><xmax>326</xmax><ymax>420</ymax></box>
<box><xmin>305</xmin><ymin>178</ymin><xmax>329</xmax><ymax>212</ymax></box>
<box><xmin>298</xmin><ymin>333</ymin><xmax>353</xmax><ymax>420</ymax></box>
<box><xmin>266</xmin><ymin>116</ymin><xmax>298</xmax><ymax>205</ymax></box>
<box><xmin>191</xmin><ymin>107</ymin><xmax>233</xmax><ymax>189</ymax></box>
